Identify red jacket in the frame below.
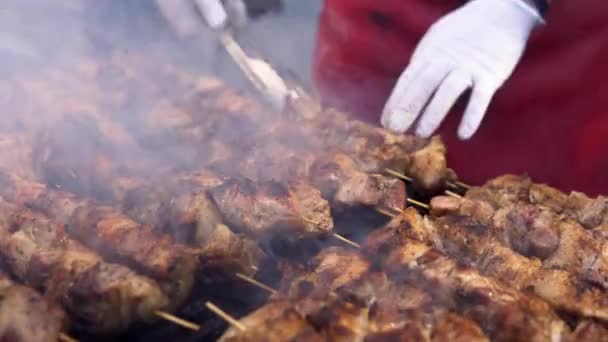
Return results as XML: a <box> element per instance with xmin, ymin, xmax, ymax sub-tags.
<box><xmin>313</xmin><ymin>0</ymin><xmax>608</xmax><ymax>195</ymax></box>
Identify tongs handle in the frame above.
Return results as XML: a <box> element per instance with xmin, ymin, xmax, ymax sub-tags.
<box><xmin>218</xmin><ymin>31</ymin><xmax>270</xmax><ymax>94</ymax></box>
<box><xmin>216</xmin><ymin>30</ymin><xmax>288</xmax><ymax>111</ymax></box>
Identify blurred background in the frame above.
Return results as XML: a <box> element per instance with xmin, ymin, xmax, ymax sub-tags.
<box><xmin>0</xmin><ymin>0</ymin><xmax>322</xmax><ymax>91</ymax></box>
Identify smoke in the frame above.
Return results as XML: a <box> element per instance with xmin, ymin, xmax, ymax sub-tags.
<box><xmin>0</xmin><ymin>0</ymin><xmax>322</xmax><ymax>173</ymax></box>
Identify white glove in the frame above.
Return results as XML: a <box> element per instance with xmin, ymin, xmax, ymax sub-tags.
<box><xmin>380</xmin><ymin>0</ymin><xmax>543</xmax><ymax>140</ymax></box>
<box><xmin>156</xmin><ymin>0</ymin><xmax>248</xmax><ymax>36</ymax></box>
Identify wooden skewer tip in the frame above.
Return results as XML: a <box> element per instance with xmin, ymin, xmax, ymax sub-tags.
<box><xmin>205</xmin><ymin>302</ymin><xmax>247</xmax><ymax>332</ymax></box>
<box><xmin>235</xmin><ymin>273</ymin><xmax>278</xmax><ymax>295</ymax></box>
<box><xmin>407</xmin><ymin>198</ymin><xmax>430</xmax><ymax>210</ymax></box>
<box><xmin>155</xmin><ymin>310</ymin><xmax>200</xmax><ymax>331</ymax></box>
<box><xmin>384</xmin><ymin>168</ymin><xmax>413</xmax><ymax>182</ymax></box>
<box><xmin>375</xmin><ymin>208</ymin><xmax>397</xmax><ymax>218</ymax></box>
<box><xmin>333</xmin><ymin>233</ymin><xmax>360</xmax><ymax>248</ymax></box>
<box><xmin>58</xmin><ymin>333</ymin><xmax>78</xmax><ymax>342</ymax></box>
<box><xmin>445</xmin><ymin>190</ymin><xmax>463</xmax><ymax>198</ymax></box>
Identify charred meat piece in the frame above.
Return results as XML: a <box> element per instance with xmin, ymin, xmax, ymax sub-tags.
<box><xmin>418</xmin><ymin>209</ymin><xmax>608</xmax><ymax>321</ymax></box>
<box><xmin>308</xmin><ymin>151</ymin><xmax>407</xmax><ymax>211</ymax></box>
<box><xmin>0</xmin><ymin>172</ymin><xmax>199</xmax><ymax>306</ymax></box>
<box><xmin>466</xmin><ymin>174</ymin><xmax>608</xmax><ymax>229</ymax></box>
<box><xmin>276</xmin><ymin>247</ymin><xmax>370</xmax><ymax>304</ymax></box>
<box><xmin>432</xmin><ymin>195</ymin><xmax>608</xmax><ymax>289</ymax></box>
<box><xmin>464</xmin><ymin>174</ymin><xmax>532</xmax><ymax>209</ymax></box>
<box><xmin>218</xmin><ymin>300</ymin><xmax>324</xmax><ymax>342</ymax></box>
<box><xmin>381</xmin><ymin>240</ymin><xmax>569</xmax><ymax>342</ymax></box>
<box><xmin>0</xmin><ymin>199</ymin><xmax>170</xmax><ymax>333</ymax></box>
<box><xmin>0</xmin><ymin>271</ymin><xmax>67</xmax><ymax>342</ymax></box>
<box><xmin>117</xmin><ymin>176</ymin><xmax>265</xmax><ymax>279</ymax></box>
<box><xmin>209</xmin><ymin>145</ymin><xmax>407</xmax><ymax>212</ymax></box>
<box><xmin>285</xmin><ymin>92</ymin><xmax>450</xmax><ymax>193</ymax></box>
<box><xmin>209</xmin><ymin>179</ymin><xmax>333</xmax><ymax>241</ymax></box>
<box><xmin>566</xmin><ymin>321</ymin><xmax>608</xmax><ymax>342</ymax></box>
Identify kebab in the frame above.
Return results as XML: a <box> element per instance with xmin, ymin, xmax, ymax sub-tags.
<box><xmin>0</xmin><ymin>270</ymin><xmax>68</xmax><ymax>342</ymax></box>
<box><xmin>465</xmin><ymin>174</ymin><xmax>608</xmax><ymax>229</ymax></box>
<box><xmin>223</xmin><ymin>241</ymin><xmax>567</xmax><ymax>341</ymax></box>
<box><xmin>0</xmin><ymin>197</ymin><xmax>173</xmax><ymax>333</ymax></box>
<box><xmin>431</xmin><ymin>195</ymin><xmax>608</xmax><ymax>288</ymax></box>
<box><xmin>223</xmin><ymin>248</ymin><xmax>491</xmax><ymax>342</ymax></box>
<box><xmin>96</xmin><ymin>67</ymin><xmax>453</xmax><ymax>194</ymax></box>
<box><xmin>0</xmin><ymin>171</ymin><xmax>199</xmax><ymax>307</ymax></box>
<box><xmin>374</xmin><ymin>207</ymin><xmax>608</xmax><ymax>321</ymax></box>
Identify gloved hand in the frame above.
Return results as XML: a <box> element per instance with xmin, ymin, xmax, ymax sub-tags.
<box><xmin>380</xmin><ymin>0</ymin><xmax>543</xmax><ymax>140</ymax></box>
<box><xmin>156</xmin><ymin>0</ymin><xmax>248</xmax><ymax>36</ymax></box>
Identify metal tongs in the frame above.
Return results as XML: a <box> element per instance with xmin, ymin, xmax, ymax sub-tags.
<box><xmin>217</xmin><ymin>30</ymin><xmax>288</xmax><ymax>112</ymax></box>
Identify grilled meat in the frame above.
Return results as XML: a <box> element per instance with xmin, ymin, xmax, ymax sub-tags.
<box><xmin>566</xmin><ymin>321</ymin><xmax>608</xmax><ymax>342</ymax></box>
<box><xmin>285</xmin><ymin>90</ymin><xmax>451</xmax><ymax>193</ymax></box>
<box><xmin>276</xmin><ymin>247</ymin><xmax>370</xmax><ymax>304</ymax></box>
<box><xmin>34</xmin><ymin>121</ymin><xmax>266</xmax><ymax>278</ymax></box>
<box><xmin>112</xmin><ymin>176</ymin><xmax>265</xmax><ymax>279</ymax></box>
<box><xmin>218</xmin><ymin>300</ymin><xmax>324</xmax><ymax>342</ymax></box>
<box><xmin>0</xmin><ymin>198</ymin><xmax>170</xmax><ymax>333</ymax></box>
<box><xmin>431</xmin><ymin>195</ymin><xmax>608</xmax><ymax>288</ymax></box>
<box><xmin>0</xmin><ymin>171</ymin><xmax>199</xmax><ymax>306</ymax></box>
<box><xmin>466</xmin><ymin>174</ymin><xmax>608</xmax><ymax>229</ymax></box>
<box><xmin>379</xmin><ymin>207</ymin><xmax>608</xmax><ymax>321</ymax></box>
<box><xmin>208</xmin><ymin>144</ymin><xmax>407</xmax><ymax>212</ymax></box>
<box><xmin>0</xmin><ymin>271</ymin><xmax>67</xmax><ymax>342</ymax></box>
<box><xmin>225</xmin><ymin>249</ymin><xmax>490</xmax><ymax>342</ymax></box>
<box><xmin>380</xmin><ymin>240</ymin><xmax>568</xmax><ymax>342</ymax></box>
<box><xmin>209</xmin><ymin>179</ymin><xmax>333</xmax><ymax>241</ymax></box>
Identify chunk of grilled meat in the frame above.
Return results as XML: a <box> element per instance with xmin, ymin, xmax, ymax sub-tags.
<box><xmin>466</xmin><ymin>174</ymin><xmax>608</xmax><ymax>229</ymax></box>
<box><xmin>566</xmin><ymin>321</ymin><xmax>608</xmax><ymax>342</ymax></box>
<box><xmin>431</xmin><ymin>196</ymin><xmax>608</xmax><ymax>289</ymax></box>
<box><xmin>276</xmin><ymin>247</ymin><xmax>370</xmax><ymax>307</ymax></box>
<box><xmin>104</xmin><ymin>175</ymin><xmax>265</xmax><ymax>279</ymax></box>
<box><xmin>382</xmin><ymin>207</ymin><xmax>608</xmax><ymax>321</ymax></box>
<box><xmin>0</xmin><ymin>271</ymin><xmax>67</xmax><ymax>342</ymax></box>
<box><xmin>225</xmin><ymin>264</ymin><xmax>489</xmax><ymax>342</ymax></box>
<box><xmin>276</xmin><ymin>247</ymin><xmax>488</xmax><ymax>342</ymax></box>
<box><xmin>0</xmin><ymin>199</ymin><xmax>170</xmax><ymax>333</ymax></box>
<box><xmin>209</xmin><ymin>179</ymin><xmax>333</xmax><ymax>242</ymax></box>
<box><xmin>380</xmin><ymin>240</ymin><xmax>568</xmax><ymax>342</ymax></box>
<box><xmin>219</xmin><ymin>300</ymin><xmax>324</xmax><ymax>342</ymax></box>
<box><xmin>285</xmin><ymin>90</ymin><xmax>451</xmax><ymax>193</ymax></box>
<box><xmin>0</xmin><ymin>172</ymin><xmax>199</xmax><ymax>306</ymax></box>
<box><xmin>209</xmin><ymin>145</ymin><xmax>407</xmax><ymax>212</ymax></box>
<box><xmin>34</xmin><ymin>123</ymin><xmax>265</xmax><ymax>279</ymax></box>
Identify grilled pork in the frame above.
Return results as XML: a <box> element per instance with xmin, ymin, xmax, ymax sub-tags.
<box><xmin>466</xmin><ymin>174</ymin><xmax>608</xmax><ymax>229</ymax></box>
<box><xmin>431</xmin><ymin>195</ymin><xmax>608</xmax><ymax>289</ymax></box>
<box><xmin>209</xmin><ymin>179</ymin><xmax>333</xmax><ymax>242</ymax></box>
<box><xmin>381</xmin><ymin>240</ymin><xmax>568</xmax><ymax>342</ymax></box>
<box><xmin>0</xmin><ymin>171</ymin><xmax>199</xmax><ymax>306</ymax></box>
<box><xmin>379</xmin><ymin>207</ymin><xmax>608</xmax><ymax>321</ymax></box>
<box><xmin>0</xmin><ymin>198</ymin><xmax>170</xmax><ymax>333</ymax></box>
<box><xmin>0</xmin><ymin>271</ymin><xmax>67</xmax><ymax>342</ymax></box>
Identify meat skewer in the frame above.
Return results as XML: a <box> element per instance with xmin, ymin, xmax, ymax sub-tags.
<box><xmin>465</xmin><ymin>174</ymin><xmax>608</xmax><ymax>229</ymax></box>
<box><xmin>0</xmin><ymin>270</ymin><xmax>68</xmax><ymax>342</ymax></box>
<box><xmin>0</xmin><ymin>171</ymin><xmax>199</xmax><ymax>307</ymax></box>
<box><xmin>223</xmin><ymin>248</ymin><xmax>491</xmax><ymax>342</ymax></box>
<box><xmin>0</xmin><ymin>197</ymin><xmax>173</xmax><ymax>333</ymax></box>
<box><xmin>375</xmin><ymin>208</ymin><xmax>608</xmax><ymax>322</ymax></box>
<box><xmin>375</xmin><ymin>239</ymin><xmax>568</xmax><ymax>342</ymax></box>
<box><xmin>431</xmin><ymin>195</ymin><xmax>608</xmax><ymax>288</ymax></box>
